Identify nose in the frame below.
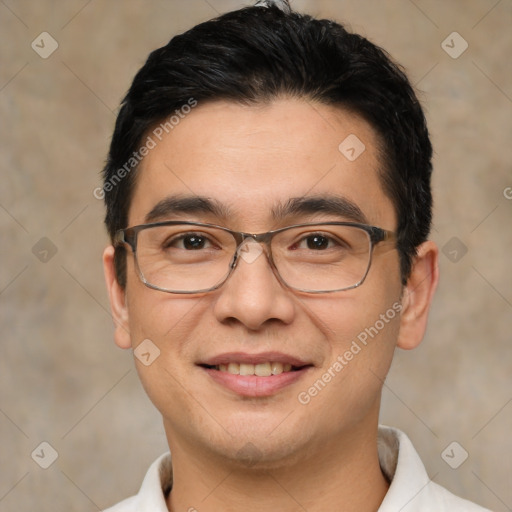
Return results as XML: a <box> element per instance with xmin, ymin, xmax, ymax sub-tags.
<box><xmin>212</xmin><ymin>239</ymin><xmax>296</xmax><ymax>331</ymax></box>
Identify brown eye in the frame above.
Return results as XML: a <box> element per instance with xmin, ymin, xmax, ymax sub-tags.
<box><xmin>182</xmin><ymin>235</ymin><xmax>207</xmax><ymax>250</ymax></box>
<box><xmin>306</xmin><ymin>235</ymin><xmax>330</xmax><ymax>250</ymax></box>
<box><xmin>164</xmin><ymin>233</ymin><xmax>213</xmax><ymax>250</ymax></box>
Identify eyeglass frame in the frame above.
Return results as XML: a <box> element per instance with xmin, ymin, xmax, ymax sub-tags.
<box><xmin>114</xmin><ymin>220</ymin><xmax>397</xmax><ymax>295</ymax></box>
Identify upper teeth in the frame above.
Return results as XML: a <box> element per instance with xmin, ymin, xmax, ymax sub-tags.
<box><xmin>217</xmin><ymin>362</ymin><xmax>293</xmax><ymax>376</ymax></box>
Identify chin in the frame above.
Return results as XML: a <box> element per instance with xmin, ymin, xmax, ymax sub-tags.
<box><xmin>204</xmin><ymin>417</ymin><xmax>314</xmax><ymax>471</ymax></box>
<box><xmin>219</xmin><ymin>438</ymin><xmax>308</xmax><ymax>471</ymax></box>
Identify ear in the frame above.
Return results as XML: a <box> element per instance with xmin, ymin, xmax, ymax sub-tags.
<box><xmin>396</xmin><ymin>241</ymin><xmax>439</xmax><ymax>350</ymax></box>
<box><xmin>103</xmin><ymin>245</ymin><xmax>132</xmax><ymax>349</ymax></box>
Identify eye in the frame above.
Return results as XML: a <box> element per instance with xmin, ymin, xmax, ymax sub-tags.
<box><xmin>165</xmin><ymin>233</ymin><xmax>213</xmax><ymax>250</ymax></box>
<box><xmin>294</xmin><ymin>233</ymin><xmax>343</xmax><ymax>251</ymax></box>
<box><xmin>303</xmin><ymin>234</ymin><xmax>330</xmax><ymax>250</ymax></box>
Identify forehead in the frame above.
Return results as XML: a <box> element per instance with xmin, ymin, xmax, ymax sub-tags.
<box><xmin>129</xmin><ymin>99</ymin><xmax>395</xmax><ymax>230</ymax></box>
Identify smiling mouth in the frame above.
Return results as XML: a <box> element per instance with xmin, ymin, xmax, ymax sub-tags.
<box><xmin>200</xmin><ymin>362</ymin><xmax>307</xmax><ymax>376</ymax></box>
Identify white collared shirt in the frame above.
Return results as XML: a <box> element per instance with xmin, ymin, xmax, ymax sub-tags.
<box><xmin>103</xmin><ymin>426</ymin><xmax>490</xmax><ymax>511</ymax></box>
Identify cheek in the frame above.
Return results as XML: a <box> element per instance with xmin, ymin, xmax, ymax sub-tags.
<box><xmin>125</xmin><ymin>269</ymin><xmax>201</xmax><ymax>344</ymax></box>
<box><xmin>295</xmin><ymin>310</ymin><xmax>401</xmax><ymax>437</ymax></box>
<box><xmin>125</xmin><ymin>287</ymin><xmax>208</xmax><ymax>429</ymax></box>
<box><xmin>310</xmin><ymin>293</ymin><xmax>401</xmax><ymax>382</ymax></box>
<box><xmin>305</xmin><ymin>286</ymin><xmax>402</xmax><ymax>352</ymax></box>
<box><xmin>124</xmin><ymin>279</ymin><xmax>196</xmax><ymax>375</ymax></box>
<box><xmin>294</xmin><ymin>274</ymin><xmax>403</xmax><ymax>421</ymax></box>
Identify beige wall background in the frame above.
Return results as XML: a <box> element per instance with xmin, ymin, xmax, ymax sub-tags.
<box><xmin>0</xmin><ymin>0</ymin><xmax>510</xmax><ymax>510</ymax></box>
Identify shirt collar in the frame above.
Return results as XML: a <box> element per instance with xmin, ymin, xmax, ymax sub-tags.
<box><xmin>377</xmin><ymin>425</ymin><xmax>435</xmax><ymax>511</ymax></box>
<box><xmin>131</xmin><ymin>425</ymin><xmax>474</xmax><ymax>511</ymax></box>
<box><xmin>134</xmin><ymin>452</ymin><xmax>172</xmax><ymax>510</ymax></box>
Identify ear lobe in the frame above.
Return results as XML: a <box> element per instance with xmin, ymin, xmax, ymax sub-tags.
<box><xmin>103</xmin><ymin>245</ymin><xmax>132</xmax><ymax>349</ymax></box>
<box><xmin>396</xmin><ymin>241</ymin><xmax>439</xmax><ymax>350</ymax></box>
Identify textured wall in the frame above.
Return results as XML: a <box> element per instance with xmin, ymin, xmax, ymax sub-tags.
<box><xmin>0</xmin><ymin>1</ymin><xmax>510</xmax><ymax>510</ymax></box>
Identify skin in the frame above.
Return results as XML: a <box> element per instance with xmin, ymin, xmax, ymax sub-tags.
<box><xmin>103</xmin><ymin>98</ymin><xmax>439</xmax><ymax>511</ymax></box>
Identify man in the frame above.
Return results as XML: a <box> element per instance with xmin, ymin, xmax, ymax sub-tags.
<box><xmin>101</xmin><ymin>1</ymin><xmax>490</xmax><ymax>510</ymax></box>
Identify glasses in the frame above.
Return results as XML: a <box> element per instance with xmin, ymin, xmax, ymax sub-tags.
<box><xmin>114</xmin><ymin>221</ymin><xmax>396</xmax><ymax>294</ymax></box>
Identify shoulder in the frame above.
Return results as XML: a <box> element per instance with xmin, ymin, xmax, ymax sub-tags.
<box><xmin>378</xmin><ymin>426</ymin><xmax>491</xmax><ymax>512</ymax></box>
<box><xmin>427</xmin><ymin>481</ymin><xmax>493</xmax><ymax>511</ymax></box>
<box><xmin>102</xmin><ymin>496</ymin><xmax>138</xmax><ymax>512</ymax></box>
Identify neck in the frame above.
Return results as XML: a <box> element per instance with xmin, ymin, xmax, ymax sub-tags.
<box><xmin>165</xmin><ymin>422</ymin><xmax>389</xmax><ymax>512</ymax></box>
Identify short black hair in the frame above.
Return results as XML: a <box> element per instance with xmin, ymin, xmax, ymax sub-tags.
<box><xmin>102</xmin><ymin>1</ymin><xmax>433</xmax><ymax>287</ymax></box>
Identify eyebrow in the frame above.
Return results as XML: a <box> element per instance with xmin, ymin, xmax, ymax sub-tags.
<box><xmin>273</xmin><ymin>195</ymin><xmax>368</xmax><ymax>224</ymax></box>
<box><xmin>144</xmin><ymin>194</ymin><xmax>368</xmax><ymax>225</ymax></box>
<box><xmin>144</xmin><ymin>195</ymin><xmax>231</xmax><ymax>223</ymax></box>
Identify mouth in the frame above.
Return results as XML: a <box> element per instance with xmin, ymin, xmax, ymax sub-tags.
<box><xmin>198</xmin><ymin>353</ymin><xmax>313</xmax><ymax>397</ymax></box>
<box><xmin>200</xmin><ymin>361</ymin><xmax>303</xmax><ymax>376</ymax></box>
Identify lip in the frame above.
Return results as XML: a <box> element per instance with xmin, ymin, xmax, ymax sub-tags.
<box><xmin>203</xmin><ymin>366</ymin><xmax>311</xmax><ymax>397</ymax></box>
<box><xmin>197</xmin><ymin>352</ymin><xmax>313</xmax><ymax>398</ymax></box>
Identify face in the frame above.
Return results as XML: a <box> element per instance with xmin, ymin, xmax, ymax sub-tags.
<box><xmin>104</xmin><ymin>98</ymin><xmax>435</xmax><ymax>470</ymax></box>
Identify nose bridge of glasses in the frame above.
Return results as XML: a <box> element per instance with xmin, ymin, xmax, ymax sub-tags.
<box><xmin>234</xmin><ymin>234</ymin><xmax>271</xmax><ymax>267</ymax></box>
<box><xmin>230</xmin><ymin>230</ymin><xmax>271</xmax><ymax>255</ymax></box>
<box><xmin>232</xmin><ymin>230</ymin><xmax>272</xmax><ymax>244</ymax></box>
<box><xmin>227</xmin><ymin>232</ymin><xmax>279</xmax><ymax>292</ymax></box>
